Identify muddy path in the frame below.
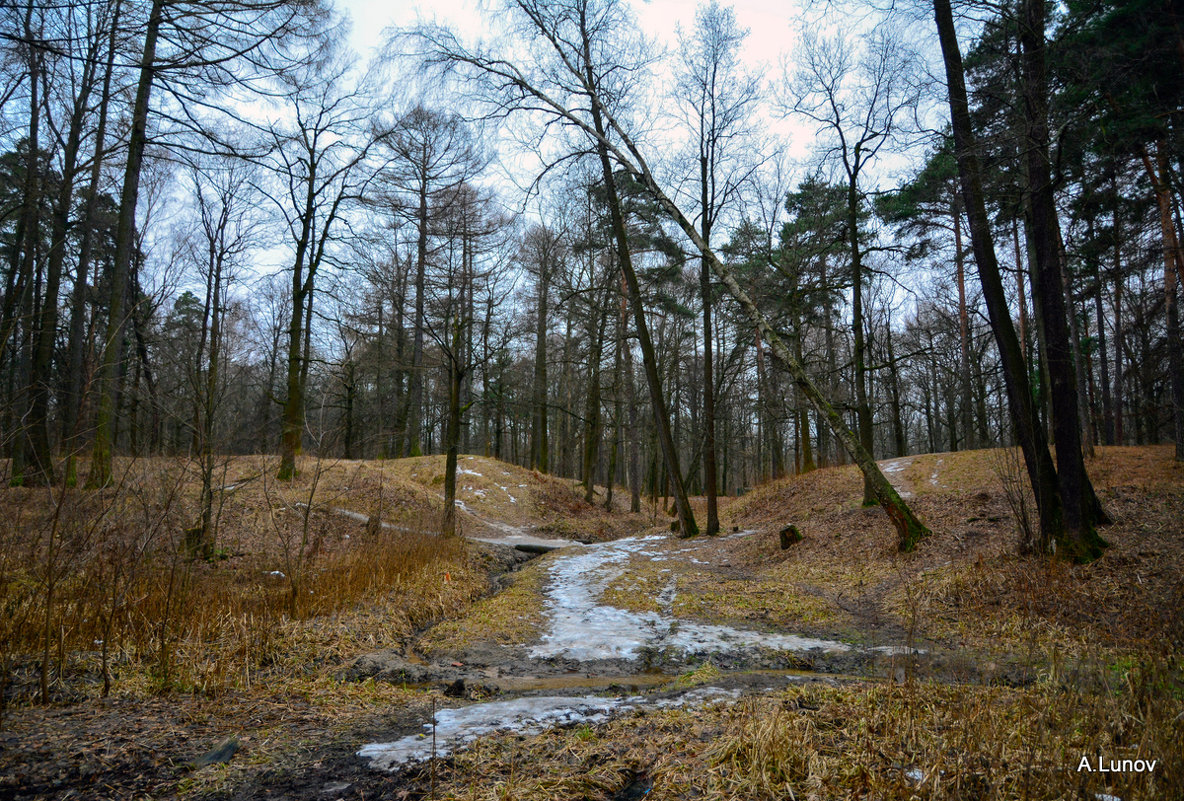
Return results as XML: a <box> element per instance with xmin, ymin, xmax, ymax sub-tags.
<box><xmin>342</xmin><ymin>522</ymin><xmax>995</xmax><ymax>783</ymax></box>
<box><xmin>222</xmin><ymin>457</ymin><xmax>1027</xmax><ymax>796</ymax></box>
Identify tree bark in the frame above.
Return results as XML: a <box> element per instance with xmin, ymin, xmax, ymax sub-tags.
<box><xmin>88</xmin><ymin>0</ymin><xmax>165</xmax><ymax>489</ymax></box>
<box><xmin>1018</xmin><ymin>0</ymin><xmax>1107</xmax><ymax>556</ymax></box>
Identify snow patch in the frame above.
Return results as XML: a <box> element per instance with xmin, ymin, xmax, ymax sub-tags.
<box><xmin>359</xmin><ymin>687</ymin><xmax>739</xmax><ymax>771</ymax></box>
<box><xmin>529</xmin><ymin>536</ymin><xmax>854</xmax><ymax>662</ymax></box>
<box><xmin>930</xmin><ymin>458</ymin><xmax>944</xmax><ymax>487</ymax></box>
<box><xmin>879</xmin><ymin>458</ymin><xmax>914</xmax><ymax>498</ymax></box>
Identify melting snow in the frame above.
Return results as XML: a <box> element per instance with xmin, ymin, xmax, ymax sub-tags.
<box><xmin>529</xmin><ymin>536</ymin><xmax>854</xmax><ymax>661</ymax></box>
<box><xmin>879</xmin><ymin>458</ymin><xmax>914</xmax><ymax>498</ymax></box>
<box><xmin>458</xmin><ymin>468</ymin><xmax>483</xmax><ymax>477</ymax></box>
<box><xmin>359</xmin><ymin>687</ymin><xmax>739</xmax><ymax>771</ymax></box>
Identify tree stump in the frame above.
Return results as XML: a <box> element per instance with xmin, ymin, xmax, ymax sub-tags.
<box><xmin>779</xmin><ymin>524</ymin><xmax>802</xmax><ymax>550</ymax></box>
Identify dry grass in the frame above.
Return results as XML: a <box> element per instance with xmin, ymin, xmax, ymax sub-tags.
<box><xmin>417</xmin><ymin>560</ymin><xmax>550</xmax><ymax>658</ymax></box>
<box><xmin>702</xmin><ymin>446</ymin><xmax>1184</xmax><ymax>657</ymax></box>
<box><xmin>3</xmin><ymin>447</ymin><xmax>1181</xmax><ymax>800</ymax></box>
<box><xmin>418</xmin><ymin>657</ymin><xmax>1183</xmax><ymax>800</ymax></box>
<box><xmin>0</xmin><ymin>452</ymin><xmax>613</xmax><ymax>707</ymax></box>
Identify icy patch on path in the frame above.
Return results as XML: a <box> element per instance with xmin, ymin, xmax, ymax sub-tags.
<box><xmin>359</xmin><ymin>687</ymin><xmax>739</xmax><ymax>771</ymax></box>
<box><xmin>529</xmin><ymin>536</ymin><xmax>854</xmax><ymax>662</ymax></box>
<box><xmin>880</xmin><ymin>457</ymin><xmax>915</xmax><ymax>498</ymax></box>
<box><xmin>930</xmin><ymin>458</ymin><xmax>944</xmax><ymax>487</ymax></box>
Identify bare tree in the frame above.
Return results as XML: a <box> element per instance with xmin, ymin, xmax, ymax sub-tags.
<box><xmin>675</xmin><ymin>0</ymin><xmax>760</xmax><ymax>535</ymax></box>
<box><xmin>520</xmin><ymin>222</ymin><xmax>564</xmax><ymax>472</ymax></box>
<box><xmin>261</xmin><ymin>47</ymin><xmax>374</xmax><ymax>481</ymax></box>
<box><xmin>420</xmin><ymin>0</ymin><xmax>929</xmax><ymax>547</ymax></box>
<box><xmin>375</xmin><ymin>104</ymin><xmax>484</xmax><ymax>458</ymax></box>
<box><xmin>180</xmin><ymin>156</ymin><xmax>260</xmax><ymax>555</ymax></box>
<box><xmin>784</xmin><ymin>27</ymin><xmax>922</xmax><ymax>505</ymax></box>
<box><xmin>88</xmin><ymin>0</ymin><xmax>317</xmax><ymax>487</ymax></box>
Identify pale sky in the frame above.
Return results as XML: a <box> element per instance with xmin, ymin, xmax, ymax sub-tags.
<box><xmin>335</xmin><ymin>0</ymin><xmax>801</xmax><ymax>77</ymax></box>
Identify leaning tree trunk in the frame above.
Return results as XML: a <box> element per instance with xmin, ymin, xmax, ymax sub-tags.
<box><xmin>629</xmin><ymin>167</ymin><xmax>928</xmax><ymax>548</ymax></box>
<box><xmin>587</xmin><ymin>105</ymin><xmax>698</xmax><ymax>537</ymax></box>
<box><xmin>591</xmin><ymin>114</ymin><xmax>929</xmax><ymax>548</ymax></box>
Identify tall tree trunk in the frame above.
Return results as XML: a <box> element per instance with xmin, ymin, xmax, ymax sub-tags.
<box><xmin>587</xmin><ymin>114</ymin><xmax>697</xmax><ymax>537</ymax></box>
<box><xmin>793</xmin><ymin>312</ymin><xmax>816</xmax><ymax>470</ymax></box>
<box><xmin>622</xmin><ymin>280</ymin><xmax>640</xmax><ymax>512</ymax></box>
<box><xmin>953</xmin><ymin>194</ymin><xmax>975</xmax><ymax>450</ymax></box>
<box><xmin>442</xmin><ymin>315</ymin><xmax>464</xmax><ymax>537</ymax></box>
<box><xmin>848</xmin><ymin>178</ymin><xmax>875</xmax><ymax>504</ymax></box>
<box><xmin>1140</xmin><ymin>142</ymin><xmax>1184</xmax><ymax>460</ymax></box>
<box><xmin>886</xmin><ymin>321</ymin><xmax>906</xmax><ymax>457</ymax></box>
<box><xmin>1061</xmin><ymin>236</ymin><xmax>1095</xmax><ymax>457</ymax></box>
<box><xmin>933</xmin><ymin>0</ymin><xmax>1103</xmax><ymax>560</ymax></box>
<box><xmin>1019</xmin><ymin>0</ymin><xmax>1107</xmax><ymax>556</ymax></box>
<box><xmin>1095</xmin><ymin>254</ymin><xmax>1113</xmax><ymax>445</ymax></box>
<box><xmin>278</xmin><ymin>252</ymin><xmax>310</xmax><ymax>480</ymax></box>
<box><xmin>194</xmin><ymin>249</ymin><xmax>224</xmax><ymax>558</ymax></box>
<box><xmin>11</xmin><ymin>2</ymin><xmax>41</xmax><ymax>486</ymax></box>
<box><xmin>406</xmin><ymin>178</ymin><xmax>429</xmax><ymax>456</ymax></box>
<box><xmin>87</xmin><ymin>0</ymin><xmax>165</xmax><ymax>488</ymax></box>
<box><xmin>532</xmin><ymin>248</ymin><xmax>549</xmax><ymax>471</ymax></box>
<box><xmin>699</xmin><ymin>156</ymin><xmax>720</xmax><ymax>535</ymax></box>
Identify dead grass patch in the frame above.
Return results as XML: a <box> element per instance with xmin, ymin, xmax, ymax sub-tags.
<box><xmin>714</xmin><ymin>447</ymin><xmax>1184</xmax><ymax>657</ymax></box>
<box><xmin>673</xmin><ymin>574</ymin><xmax>857</xmax><ymax>635</ymax></box>
<box><xmin>417</xmin><ymin>656</ymin><xmax>1183</xmax><ymax>800</ymax></box>
<box><xmin>417</xmin><ymin>560</ymin><xmax>549</xmax><ymax>657</ymax></box>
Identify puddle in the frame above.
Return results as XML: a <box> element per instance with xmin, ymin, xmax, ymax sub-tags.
<box><xmin>359</xmin><ymin>686</ymin><xmax>739</xmax><ymax>771</ymax></box>
<box><xmin>491</xmin><ymin>672</ymin><xmax>676</xmax><ymax>693</ymax></box>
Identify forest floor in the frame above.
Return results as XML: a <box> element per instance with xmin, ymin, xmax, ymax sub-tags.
<box><xmin>1</xmin><ymin>447</ymin><xmax>1182</xmax><ymax>800</ymax></box>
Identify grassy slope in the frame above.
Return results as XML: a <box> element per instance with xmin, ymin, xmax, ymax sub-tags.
<box><xmin>712</xmin><ymin>445</ymin><xmax>1184</xmax><ymax>658</ymax></box>
<box><xmin>0</xmin><ymin>454</ymin><xmax>641</xmax><ymax>799</ymax></box>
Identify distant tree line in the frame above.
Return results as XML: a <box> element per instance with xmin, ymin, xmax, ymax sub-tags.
<box><xmin>0</xmin><ymin>0</ymin><xmax>1179</xmax><ymax>560</ymax></box>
